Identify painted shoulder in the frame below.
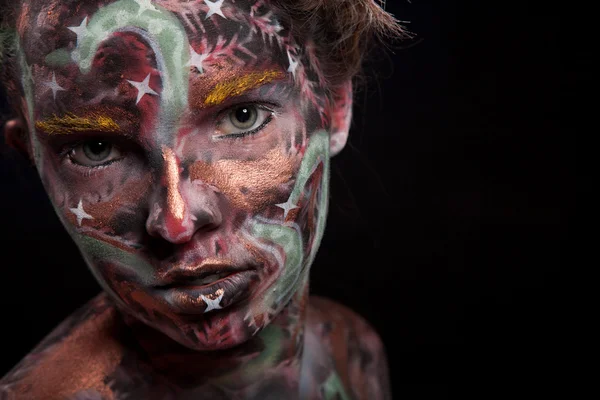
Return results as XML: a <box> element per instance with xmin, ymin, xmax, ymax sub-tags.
<box><xmin>0</xmin><ymin>293</ymin><xmax>125</xmax><ymax>400</ymax></box>
<box><xmin>307</xmin><ymin>296</ymin><xmax>392</xmax><ymax>400</ymax></box>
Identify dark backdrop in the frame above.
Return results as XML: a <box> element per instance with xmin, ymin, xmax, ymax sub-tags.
<box><xmin>0</xmin><ymin>1</ymin><xmax>566</xmax><ymax>398</ymax></box>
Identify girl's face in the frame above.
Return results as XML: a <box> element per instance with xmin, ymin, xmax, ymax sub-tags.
<box><xmin>12</xmin><ymin>0</ymin><xmax>351</xmax><ymax>350</ymax></box>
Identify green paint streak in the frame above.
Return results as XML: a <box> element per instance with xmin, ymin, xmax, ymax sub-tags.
<box><xmin>244</xmin><ymin>324</ymin><xmax>284</xmax><ymax>373</ymax></box>
<box><xmin>322</xmin><ymin>371</ymin><xmax>352</xmax><ymax>400</ymax></box>
<box><xmin>214</xmin><ymin>323</ymin><xmax>285</xmax><ymax>387</ymax></box>
<box><xmin>44</xmin><ymin>48</ymin><xmax>72</xmax><ymax>67</ymax></box>
<box><xmin>75</xmin><ymin>233</ymin><xmax>156</xmax><ymax>285</ymax></box>
<box><xmin>307</xmin><ymin>131</ymin><xmax>330</xmax><ymax>266</ymax></box>
<box><xmin>16</xmin><ymin>39</ymin><xmax>43</xmax><ymax>168</ymax></box>
<box><xmin>251</xmin><ymin>221</ymin><xmax>303</xmax><ymax>305</ymax></box>
<box><xmin>250</xmin><ymin>131</ymin><xmax>330</xmax><ymax>306</ymax></box>
<box><xmin>287</xmin><ymin>131</ymin><xmax>330</xmax><ymax>208</ymax></box>
<box><xmin>0</xmin><ymin>28</ymin><xmax>16</xmax><ymax>66</ymax></box>
<box><xmin>73</xmin><ymin>0</ymin><xmax>190</xmax><ymax>134</ymax></box>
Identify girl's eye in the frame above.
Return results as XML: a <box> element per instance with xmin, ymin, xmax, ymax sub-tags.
<box><xmin>231</xmin><ymin>106</ymin><xmax>258</xmax><ymax>129</ymax></box>
<box><xmin>215</xmin><ymin>105</ymin><xmax>273</xmax><ymax>139</ymax></box>
<box><xmin>69</xmin><ymin>140</ymin><xmax>122</xmax><ymax>167</ymax></box>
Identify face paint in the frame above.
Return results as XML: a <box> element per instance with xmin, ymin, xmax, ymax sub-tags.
<box><xmin>161</xmin><ymin>146</ymin><xmax>186</xmax><ymax>221</ymax></box>
<box><xmin>203</xmin><ymin>69</ymin><xmax>284</xmax><ymax>106</ymax></box>
<box><xmin>242</xmin><ymin>130</ymin><xmax>330</xmax><ymax>326</ymax></box>
<box><xmin>16</xmin><ymin>0</ymin><xmax>337</xmax><ymax>355</ymax></box>
<box><xmin>35</xmin><ymin>113</ymin><xmax>121</xmax><ymax>135</ymax></box>
<box><xmin>189</xmin><ymin>147</ymin><xmax>298</xmax><ymax>212</ymax></box>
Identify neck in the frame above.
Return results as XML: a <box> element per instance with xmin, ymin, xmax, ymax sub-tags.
<box><xmin>122</xmin><ymin>282</ymin><xmax>309</xmax><ymax>397</ymax></box>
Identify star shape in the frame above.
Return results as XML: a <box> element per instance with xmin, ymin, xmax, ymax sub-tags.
<box><xmin>126</xmin><ymin>73</ymin><xmax>158</xmax><ymax>104</ymax></box>
<box><xmin>45</xmin><ymin>73</ymin><xmax>66</xmax><ymax>101</ymax></box>
<box><xmin>287</xmin><ymin>50</ymin><xmax>298</xmax><ymax>78</ymax></box>
<box><xmin>67</xmin><ymin>16</ymin><xmax>88</xmax><ymax>46</ymax></box>
<box><xmin>69</xmin><ymin>199</ymin><xmax>94</xmax><ymax>226</ymax></box>
<box><xmin>201</xmin><ymin>291</ymin><xmax>224</xmax><ymax>313</ymax></box>
<box><xmin>243</xmin><ymin>312</ymin><xmax>261</xmax><ymax>335</ymax></box>
<box><xmin>187</xmin><ymin>46</ymin><xmax>209</xmax><ymax>74</ymax></box>
<box><xmin>204</xmin><ymin>0</ymin><xmax>226</xmax><ymax>19</ymax></box>
<box><xmin>276</xmin><ymin>198</ymin><xmax>299</xmax><ymax>220</ymax></box>
<box><xmin>134</xmin><ymin>0</ymin><xmax>159</xmax><ymax>16</ymax></box>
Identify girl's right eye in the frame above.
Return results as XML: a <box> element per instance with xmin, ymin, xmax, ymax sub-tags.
<box><xmin>214</xmin><ymin>104</ymin><xmax>274</xmax><ymax>140</ymax></box>
<box><xmin>69</xmin><ymin>140</ymin><xmax>123</xmax><ymax>167</ymax></box>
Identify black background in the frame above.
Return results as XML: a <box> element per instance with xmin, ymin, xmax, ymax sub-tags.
<box><xmin>0</xmin><ymin>0</ymin><xmax>566</xmax><ymax>398</ymax></box>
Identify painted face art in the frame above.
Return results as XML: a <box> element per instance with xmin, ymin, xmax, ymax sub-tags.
<box><xmin>15</xmin><ymin>0</ymin><xmax>350</xmax><ymax>351</ymax></box>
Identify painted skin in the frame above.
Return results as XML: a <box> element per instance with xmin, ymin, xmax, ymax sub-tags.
<box><xmin>1</xmin><ymin>0</ymin><xmax>390</xmax><ymax>399</ymax></box>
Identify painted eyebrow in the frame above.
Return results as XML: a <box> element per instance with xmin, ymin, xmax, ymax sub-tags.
<box><xmin>201</xmin><ymin>69</ymin><xmax>286</xmax><ymax>107</ymax></box>
<box><xmin>35</xmin><ymin>112</ymin><xmax>122</xmax><ymax>136</ymax></box>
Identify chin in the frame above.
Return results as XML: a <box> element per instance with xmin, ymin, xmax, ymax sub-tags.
<box><xmin>158</xmin><ymin>308</ymin><xmax>259</xmax><ymax>351</ymax></box>
<box><xmin>110</xmin><ymin>286</ymin><xmax>264</xmax><ymax>351</ymax></box>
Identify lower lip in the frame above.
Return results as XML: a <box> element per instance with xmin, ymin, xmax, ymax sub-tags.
<box><xmin>156</xmin><ymin>270</ymin><xmax>259</xmax><ymax>315</ymax></box>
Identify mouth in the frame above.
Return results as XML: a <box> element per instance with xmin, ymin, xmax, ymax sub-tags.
<box><xmin>180</xmin><ymin>272</ymin><xmax>234</xmax><ymax>286</ymax></box>
<box><xmin>153</xmin><ymin>262</ymin><xmax>259</xmax><ymax>315</ymax></box>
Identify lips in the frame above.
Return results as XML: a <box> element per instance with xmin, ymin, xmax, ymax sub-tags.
<box><xmin>153</xmin><ymin>261</ymin><xmax>259</xmax><ymax>315</ymax></box>
<box><xmin>158</xmin><ymin>262</ymin><xmax>249</xmax><ymax>288</ymax></box>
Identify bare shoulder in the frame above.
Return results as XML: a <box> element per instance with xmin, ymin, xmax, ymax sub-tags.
<box><xmin>307</xmin><ymin>296</ymin><xmax>391</xmax><ymax>400</ymax></box>
<box><xmin>0</xmin><ymin>293</ymin><xmax>125</xmax><ymax>400</ymax></box>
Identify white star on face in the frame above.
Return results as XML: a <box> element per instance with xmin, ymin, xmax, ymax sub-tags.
<box><xmin>187</xmin><ymin>46</ymin><xmax>209</xmax><ymax>74</ymax></box>
<box><xmin>276</xmin><ymin>198</ymin><xmax>299</xmax><ymax>220</ymax></box>
<box><xmin>204</xmin><ymin>0</ymin><xmax>226</xmax><ymax>19</ymax></box>
<box><xmin>67</xmin><ymin>17</ymin><xmax>88</xmax><ymax>46</ymax></box>
<box><xmin>134</xmin><ymin>0</ymin><xmax>159</xmax><ymax>16</ymax></box>
<box><xmin>287</xmin><ymin>50</ymin><xmax>298</xmax><ymax>78</ymax></box>
<box><xmin>126</xmin><ymin>73</ymin><xmax>158</xmax><ymax>104</ymax></box>
<box><xmin>201</xmin><ymin>291</ymin><xmax>224</xmax><ymax>313</ymax></box>
<box><xmin>44</xmin><ymin>73</ymin><xmax>66</xmax><ymax>100</ymax></box>
<box><xmin>69</xmin><ymin>199</ymin><xmax>94</xmax><ymax>226</ymax></box>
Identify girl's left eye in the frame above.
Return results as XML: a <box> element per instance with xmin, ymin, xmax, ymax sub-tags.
<box><xmin>69</xmin><ymin>140</ymin><xmax>123</xmax><ymax>167</ymax></box>
<box><xmin>214</xmin><ymin>105</ymin><xmax>273</xmax><ymax>139</ymax></box>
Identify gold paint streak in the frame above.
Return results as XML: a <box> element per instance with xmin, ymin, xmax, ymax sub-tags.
<box><xmin>171</xmin><ymin>257</ymin><xmax>236</xmax><ymax>272</ymax></box>
<box><xmin>162</xmin><ymin>147</ymin><xmax>185</xmax><ymax>221</ymax></box>
<box><xmin>203</xmin><ymin>70</ymin><xmax>284</xmax><ymax>107</ymax></box>
<box><xmin>208</xmin><ymin>288</ymin><xmax>225</xmax><ymax>300</ymax></box>
<box><xmin>35</xmin><ymin>113</ymin><xmax>121</xmax><ymax>135</ymax></box>
<box><xmin>189</xmin><ymin>148</ymin><xmax>297</xmax><ymax>212</ymax></box>
<box><xmin>12</xmin><ymin>296</ymin><xmax>123</xmax><ymax>399</ymax></box>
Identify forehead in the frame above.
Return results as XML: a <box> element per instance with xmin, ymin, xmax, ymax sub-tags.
<box><xmin>19</xmin><ymin>0</ymin><xmax>289</xmax><ymax>66</ymax></box>
<box><xmin>18</xmin><ymin>0</ymin><xmax>300</xmax><ymax>122</ymax></box>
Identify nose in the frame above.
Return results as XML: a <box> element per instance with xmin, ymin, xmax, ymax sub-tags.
<box><xmin>145</xmin><ymin>146</ymin><xmax>222</xmax><ymax>244</ymax></box>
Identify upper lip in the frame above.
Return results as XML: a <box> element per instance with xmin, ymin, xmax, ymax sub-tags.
<box><xmin>156</xmin><ymin>259</ymin><xmax>251</xmax><ymax>288</ymax></box>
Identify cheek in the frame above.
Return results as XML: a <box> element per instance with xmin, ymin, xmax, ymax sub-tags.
<box><xmin>80</xmin><ymin>172</ymin><xmax>153</xmax><ymax>234</ymax></box>
<box><xmin>36</xmin><ymin>149</ymin><xmax>151</xmax><ymax>234</ymax></box>
<box><xmin>189</xmin><ymin>148</ymin><xmax>301</xmax><ymax>213</ymax></box>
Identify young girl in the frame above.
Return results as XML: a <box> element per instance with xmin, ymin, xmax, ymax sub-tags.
<box><xmin>0</xmin><ymin>1</ymin><xmax>401</xmax><ymax>398</ymax></box>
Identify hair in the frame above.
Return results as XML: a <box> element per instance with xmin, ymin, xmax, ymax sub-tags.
<box><xmin>272</xmin><ymin>0</ymin><xmax>405</xmax><ymax>87</ymax></box>
<box><xmin>0</xmin><ymin>0</ymin><xmax>404</xmax><ymax>119</ymax></box>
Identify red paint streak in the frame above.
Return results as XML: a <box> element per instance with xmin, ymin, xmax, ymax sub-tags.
<box><xmin>163</xmin><ymin>212</ymin><xmax>189</xmax><ymax>242</ymax></box>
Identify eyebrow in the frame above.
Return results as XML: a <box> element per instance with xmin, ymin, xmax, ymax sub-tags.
<box><xmin>35</xmin><ymin>112</ymin><xmax>121</xmax><ymax>135</ymax></box>
<box><xmin>202</xmin><ymin>69</ymin><xmax>286</xmax><ymax>107</ymax></box>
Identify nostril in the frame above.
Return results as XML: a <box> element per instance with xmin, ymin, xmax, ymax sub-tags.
<box><xmin>193</xmin><ymin>210</ymin><xmax>221</xmax><ymax>231</ymax></box>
